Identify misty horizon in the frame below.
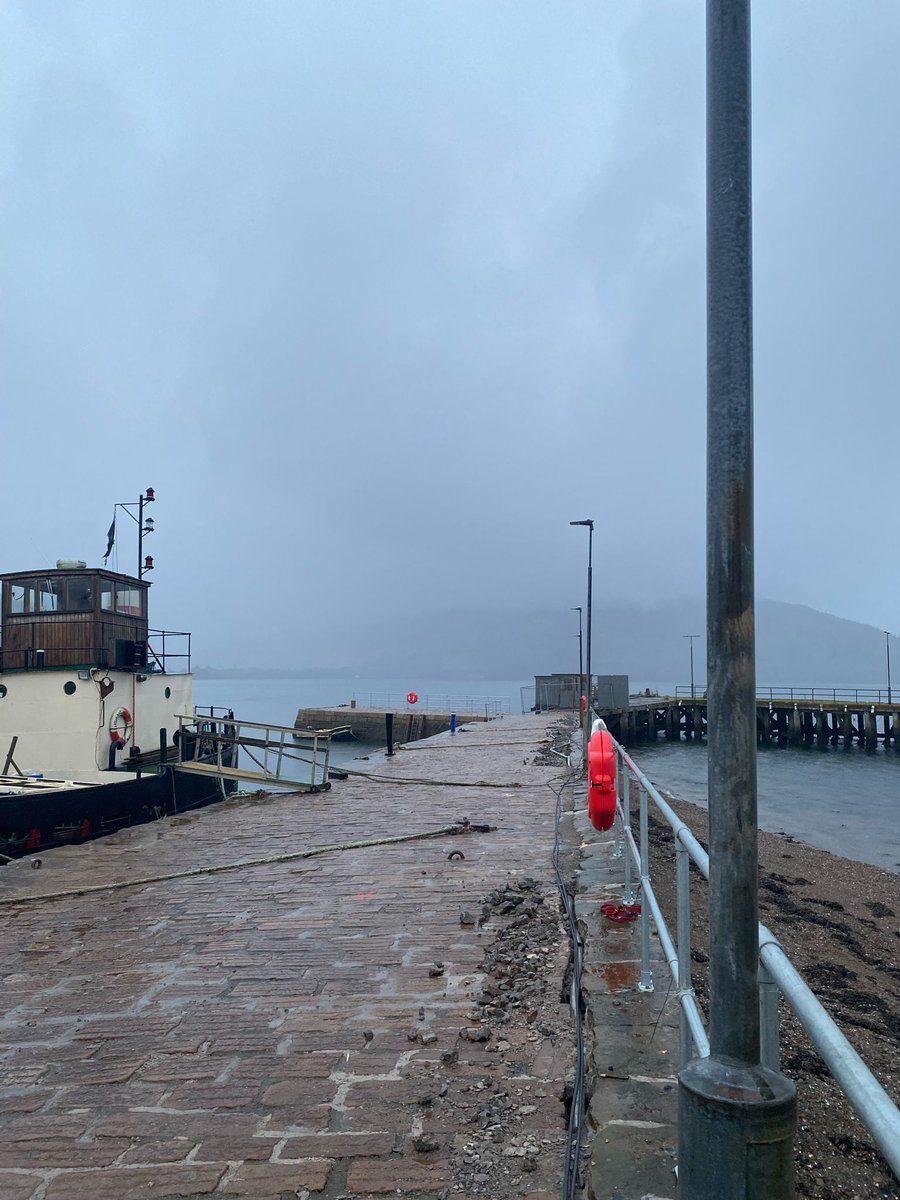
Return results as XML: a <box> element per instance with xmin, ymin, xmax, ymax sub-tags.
<box><xmin>2</xmin><ymin>3</ymin><xmax>897</xmax><ymax>666</ymax></box>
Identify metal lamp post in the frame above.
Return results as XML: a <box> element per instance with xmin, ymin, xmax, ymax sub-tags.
<box><xmin>886</xmin><ymin>632</ymin><xmax>893</xmax><ymax>705</ymax></box>
<box><xmin>684</xmin><ymin>634</ymin><xmax>700</xmax><ymax>699</ymax></box>
<box><xmin>677</xmin><ymin>3</ymin><xmax>796</xmax><ymax>1196</ymax></box>
<box><xmin>570</xmin><ymin>520</ymin><xmax>593</xmax><ymax>759</ymax></box>
<box><xmin>573</xmin><ymin>607</ymin><xmax>583</xmax><ymax>712</ymax></box>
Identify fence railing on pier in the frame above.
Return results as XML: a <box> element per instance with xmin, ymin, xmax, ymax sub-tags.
<box><xmin>607</xmin><ymin>734</ymin><xmax>900</xmax><ymax>1181</ymax></box>
<box><xmin>354</xmin><ymin>692</ymin><xmax>509</xmax><ymax>717</ymax></box>
<box><xmin>675</xmin><ymin>685</ymin><xmax>895</xmax><ymax>705</ymax></box>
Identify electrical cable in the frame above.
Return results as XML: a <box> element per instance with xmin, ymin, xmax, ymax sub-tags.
<box><xmin>549</xmin><ymin>748</ymin><xmax>588</xmax><ymax>1200</ymax></box>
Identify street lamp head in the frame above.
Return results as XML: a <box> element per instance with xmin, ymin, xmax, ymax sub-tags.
<box><xmin>569</xmin><ymin>519</ymin><xmax>593</xmax><ymax>529</ymax></box>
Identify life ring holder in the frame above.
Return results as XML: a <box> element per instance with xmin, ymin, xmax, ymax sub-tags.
<box><xmin>109</xmin><ymin>707</ymin><xmax>133</xmax><ymax>744</ymax></box>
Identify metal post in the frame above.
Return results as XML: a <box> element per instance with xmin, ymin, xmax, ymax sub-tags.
<box><xmin>586</xmin><ymin>522</ymin><xmax>593</xmax><ymax>738</ymax></box>
<box><xmin>638</xmin><ymin>785</ymin><xmax>653</xmax><ymax>992</ymax></box>
<box><xmin>685</xmin><ymin>634</ymin><xmax>699</xmax><ymax>699</ymax></box>
<box><xmin>612</xmin><ymin>751</ymin><xmax>624</xmax><ymax>860</ymax></box>
<box><xmin>138</xmin><ymin>493</ymin><xmax>144</xmax><ymax>580</ymax></box>
<box><xmin>758</xmin><ymin>963</ymin><xmax>780</xmax><ymax>1072</ymax></box>
<box><xmin>678</xmin><ymin>3</ymin><xmax>795</xmax><ymax>1196</ymax></box>
<box><xmin>573</xmin><ymin>606</ymin><xmax>583</xmax><ymax>714</ymax></box>
<box><xmin>385</xmin><ymin>712</ymin><xmax>394</xmax><ymax>757</ymax></box>
<box><xmin>570</xmin><ymin>521</ymin><xmax>594</xmax><ymax>763</ymax></box>
<box><xmin>886</xmin><ymin>632</ymin><xmax>892</xmax><ymax>705</ymax></box>
<box><xmin>676</xmin><ymin>843</ymin><xmax>692</xmax><ymax>1066</ymax></box>
<box><xmin>622</xmin><ymin>760</ymin><xmax>635</xmax><ymax>904</ymax></box>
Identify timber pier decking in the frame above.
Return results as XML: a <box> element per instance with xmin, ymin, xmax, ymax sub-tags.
<box><xmin>601</xmin><ymin>695</ymin><xmax>900</xmax><ymax>749</ymax></box>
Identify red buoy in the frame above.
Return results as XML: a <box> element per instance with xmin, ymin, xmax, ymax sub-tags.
<box><xmin>407</xmin><ymin>691</ymin><xmax>419</xmax><ymax>705</ymax></box>
<box><xmin>587</xmin><ymin>728</ymin><xmax>617</xmax><ymax>831</ymax></box>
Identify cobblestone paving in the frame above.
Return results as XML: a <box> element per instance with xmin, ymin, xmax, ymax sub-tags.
<box><xmin>0</xmin><ymin>714</ymin><xmax>572</xmax><ymax>1200</ymax></box>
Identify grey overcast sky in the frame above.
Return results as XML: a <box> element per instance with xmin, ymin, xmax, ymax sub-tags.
<box><xmin>1</xmin><ymin>2</ymin><xmax>897</xmax><ymax>666</ymax></box>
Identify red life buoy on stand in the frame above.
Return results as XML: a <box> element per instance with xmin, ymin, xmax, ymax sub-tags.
<box><xmin>587</xmin><ymin>727</ymin><xmax>617</xmax><ymax>832</ymax></box>
<box><xmin>407</xmin><ymin>692</ymin><xmax>419</xmax><ymax>705</ymax></box>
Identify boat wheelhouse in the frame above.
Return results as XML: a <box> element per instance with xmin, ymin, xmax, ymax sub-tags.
<box><xmin>0</xmin><ymin>564</ymin><xmax>192</xmax><ymax>779</ymax></box>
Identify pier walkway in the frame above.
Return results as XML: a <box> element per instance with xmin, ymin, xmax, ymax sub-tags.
<box><xmin>0</xmin><ymin>713</ymin><xmax>604</xmax><ymax>1200</ymax></box>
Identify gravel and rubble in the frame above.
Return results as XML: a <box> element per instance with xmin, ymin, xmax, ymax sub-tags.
<box><xmin>444</xmin><ymin>875</ymin><xmax>575</xmax><ymax>1197</ymax></box>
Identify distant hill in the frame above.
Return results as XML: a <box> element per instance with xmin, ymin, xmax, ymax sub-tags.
<box><xmin>203</xmin><ymin>599</ymin><xmax>895</xmax><ymax>689</ymax></box>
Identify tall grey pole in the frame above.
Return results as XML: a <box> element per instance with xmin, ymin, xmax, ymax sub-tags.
<box><xmin>586</xmin><ymin>521</ymin><xmax>593</xmax><ymax>725</ymax></box>
<box><xmin>678</xmin><ymin>3</ymin><xmax>796</xmax><ymax>1197</ymax></box>
<box><xmin>886</xmin><ymin>632</ymin><xmax>892</xmax><ymax>705</ymax></box>
<box><xmin>684</xmin><ymin>634</ymin><xmax>699</xmax><ymax>699</ymax></box>
<box><xmin>573</xmin><ymin>607</ymin><xmax>583</xmax><ymax>711</ymax></box>
<box><xmin>570</xmin><ymin>520</ymin><xmax>594</xmax><ymax>762</ymax></box>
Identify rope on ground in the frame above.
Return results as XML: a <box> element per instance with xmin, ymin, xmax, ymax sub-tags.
<box><xmin>0</xmin><ymin>821</ymin><xmax>494</xmax><ymax>908</ymax></box>
<box><xmin>396</xmin><ymin>740</ymin><xmax>546</xmax><ymax>750</ymax></box>
<box><xmin>335</xmin><ymin>764</ymin><xmax>545</xmax><ymax>788</ymax></box>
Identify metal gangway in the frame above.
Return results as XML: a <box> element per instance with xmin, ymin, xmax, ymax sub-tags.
<box><xmin>174</xmin><ymin>711</ymin><xmax>334</xmax><ymax>792</ymax></box>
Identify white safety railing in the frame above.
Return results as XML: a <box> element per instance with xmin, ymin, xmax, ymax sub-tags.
<box><xmin>609</xmin><ymin>737</ymin><xmax>900</xmax><ymax>1181</ymax></box>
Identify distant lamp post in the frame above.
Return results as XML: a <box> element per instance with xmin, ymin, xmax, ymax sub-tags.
<box><xmin>572</xmin><ymin>606</ymin><xmax>583</xmax><ymax>711</ymax></box>
<box><xmin>570</xmin><ymin>520</ymin><xmax>594</xmax><ymax>759</ymax></box>
<box><xmin>886</xmin><ymin>632</ymin><xmax>893</xmax><ymax>705</ymax></box>
<box><xmin>684</xmin><ymin>634</ymin><xmax>700</xmax><ymax>699</ymax></box>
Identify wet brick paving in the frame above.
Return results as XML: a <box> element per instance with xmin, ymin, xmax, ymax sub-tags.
<box><xmin>0</xmin><ymin>713</ymin><xmax>572</xmax><ymax>1200</ymax></box>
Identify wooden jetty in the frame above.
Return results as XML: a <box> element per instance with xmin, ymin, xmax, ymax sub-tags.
<box><xmin>601</xmin><ymin>695</ymin><xmax>899</xmax><ymax>749</ymax></box>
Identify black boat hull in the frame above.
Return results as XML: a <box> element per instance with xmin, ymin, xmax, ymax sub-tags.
<box><xmin>0</xmin><ymin>766</ymin><xmax>238</xmax><ymax>859</ymax></box>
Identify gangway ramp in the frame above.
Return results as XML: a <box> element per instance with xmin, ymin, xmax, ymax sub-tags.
<box><xmin>173</xmin><ymin>712</ymin><xmax>334</xmax><ymax>792</ymax></box>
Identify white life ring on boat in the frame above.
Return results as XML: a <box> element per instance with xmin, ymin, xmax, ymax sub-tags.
<box><xmin>109</xmin><ymin>707</ymin><xmax>133</xmax><ymax>744</ymax></box>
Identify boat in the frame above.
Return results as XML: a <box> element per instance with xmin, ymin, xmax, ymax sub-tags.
<box><xmin>0</xmin><ymin>557</ymin><xmax>238</xmax><ymax>860</ymax></box>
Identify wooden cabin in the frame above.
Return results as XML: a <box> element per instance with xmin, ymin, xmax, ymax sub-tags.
<box><xmin>0</xmin><ymin>567</ymin><xmax>151</xmax><ymax>672</ymax></box>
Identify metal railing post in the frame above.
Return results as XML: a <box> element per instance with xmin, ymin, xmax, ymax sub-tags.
<box><xmin>638</xmin><ymin>785</ymin><xmax>653</xmax><ymax>992</ymax></box>
<box><xmin>622</xmin><ymin>766</ymin><xmax>635</xmax><ymax>903</ymax></box>
<box><xmin>759</xmin><ymin>962</ymin><xmax>781</xmax><ymax>1072</ymax></box>
<box><xmin>612</xmin><ymin>750</ymin><xmax>624</xmax><ymax>860</ymax></box>
<box><xmin>676</xmin><ymin>842</ymin><xmax>693</xmax><ymax>1066</ymax></box>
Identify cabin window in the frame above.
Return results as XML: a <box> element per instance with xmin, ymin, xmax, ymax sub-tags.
<box><xmin>101</xmin><ymin>579</ymin><xmax>115</xmax><ymax>611</ymax></box>
<box><xmin>38</xmin><ymin>578</ymin><xmax>65</xmax><ymax>612</ymax></box>
<box><xmin>10</xmin><ymin>582</ymin><xmax>34</xmax><ymax>614</ymax></box>
<box><xmin>65</xmin><ymin>577</ymin><xmax>93</xmax><ymax>612</ymax></box>
<box><xmin>115</xmin><ymin>584</ymin><xmax>143</xmax><ymax>617</ymax></box>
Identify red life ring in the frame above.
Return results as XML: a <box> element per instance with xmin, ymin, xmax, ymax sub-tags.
<box><xmin>109</xmin><ymin>707</ymin><xmax>134</xmax><ymax>743</ymax></box>
<box><xmin>587</xmin><ymin>728</ymin><xmax>617</xmax><ymax>832</ymax></box>
<box><xmin>407</xmin><ymin>692</ymin><xmax>419</xmax><ymax>705</ymax></box>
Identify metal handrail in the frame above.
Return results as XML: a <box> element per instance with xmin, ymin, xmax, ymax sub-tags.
<box><xmin>611</xmin><ymin>738</ymin><xmax>900</xmax><ymax>1180</ymax></box>
<box><xmin>675</xmin><ymin>685</ymin><xmax>896</xmax><ymax>704</ymax></box>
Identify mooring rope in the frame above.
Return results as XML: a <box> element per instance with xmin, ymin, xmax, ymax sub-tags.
<box><xmin>0</xmin><ymin>821</ymin><xmax>492</xmax><ymax>908</ymax></box>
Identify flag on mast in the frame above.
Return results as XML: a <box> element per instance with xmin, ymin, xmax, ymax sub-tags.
<box><xmin>104</xmin><ymin>518</ymin><xmax>115</xmax><ymax>563</ymax></box>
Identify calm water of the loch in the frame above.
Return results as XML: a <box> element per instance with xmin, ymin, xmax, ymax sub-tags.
<box><xmin>630</xmin><ymin>738</ymin><xmax>899</xmax><ymax>874</ymax></box>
